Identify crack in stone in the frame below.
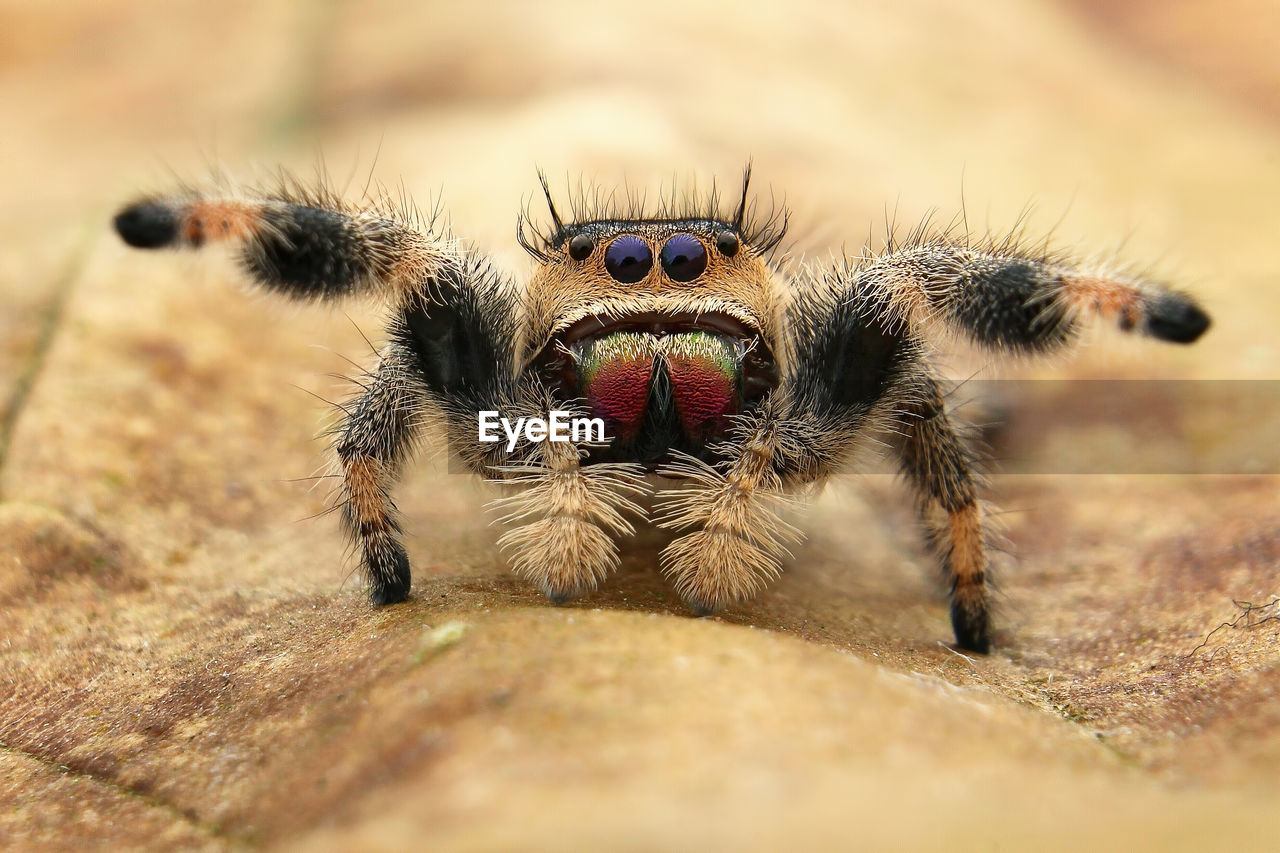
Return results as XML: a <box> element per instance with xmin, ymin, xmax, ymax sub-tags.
<box><xmin>0</xmin><ymin>234</ymin><xmax>92</xmax><ymax>499</ymax></box>
<box><xmin>0</xmin><ymin>740</ymin><xmax>228</xmax><ymax>844</ymax></box>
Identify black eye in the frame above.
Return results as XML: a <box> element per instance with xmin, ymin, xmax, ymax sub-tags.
<box><xmin>715</xmin><ymin>230</ymin><xmax>740</xmax><ymax>257</ymax></box>
<box><xmin>660</xmin><ymin>234</ymin><xmax>708</xmax><ymax>282</ymax></box>
<box><xmin>604</xmin><ymin>236</ymin><xmax>653</xmax><ymax>283</ymax></box>
<box><xmin>568</xmin><ymin>233</ymin><xmax>594</xmax><ymax>261</ymax></box>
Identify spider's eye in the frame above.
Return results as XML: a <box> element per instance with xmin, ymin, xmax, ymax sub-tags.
<box><xmin>604</xmin><ymin>236</ymin><xmax>652</xmax><ymax>283</ymax></box>
<box><xmin>715</xmin><ymin>230</ymin><xmax>740</xmax><ymax>258</ymax></box>
<box><xmin>660</xmin><ymin>234</ymin><xmax>708</xmax><ymax>282</ymax></box>
<box><xmin>567</xmin><ymin>233</ymin><xmax>594</xmax><ymax>261</ymax></box>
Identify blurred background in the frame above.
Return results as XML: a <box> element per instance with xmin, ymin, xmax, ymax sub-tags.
<box><xmin>1</xmin><ymin>0</ymin><xmax>1278</xmax><ymax>848</ymax></box>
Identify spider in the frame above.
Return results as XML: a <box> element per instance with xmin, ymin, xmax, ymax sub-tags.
<box><xmin>112</xmin><ymin>168</ymin><xmax>1210</xmax><ymax>653</ymax></box>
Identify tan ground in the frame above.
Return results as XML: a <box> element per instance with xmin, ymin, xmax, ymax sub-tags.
<box><xmin>1</xmin><ymin>0</ymin><xmax>1278</xmax><ymax>849</ymax></box>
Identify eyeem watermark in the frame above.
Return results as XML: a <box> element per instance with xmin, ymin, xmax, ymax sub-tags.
<box><xmin>478</xmin><ymin>411</ymin><xmax>606</xmax><ymax>452</ymax></box>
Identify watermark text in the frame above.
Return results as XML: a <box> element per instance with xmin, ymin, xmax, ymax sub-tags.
<box><xmin>478</xmin><ymin>411</ymin><xmax>606</xmax><ymax>452</ymax></box>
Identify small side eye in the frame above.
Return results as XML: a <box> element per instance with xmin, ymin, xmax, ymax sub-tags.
<box><xmin>660</xmin><ymin>234</ymin><xmax>708</xmax><ymax>282</ymax></box>
<box><xmin>568</xmin><ymin>233</ymin><xmax>594</xmax><ymax>261</ymax></box>
<box><xmin>715</xmin><ymin>230</ymin><xmax>740</xmax><ymax>258</ymax></box>
<box><xmin>604</xmin><ymin>236</ymin><xmax>653</xmax><ymax>283</ymax></box>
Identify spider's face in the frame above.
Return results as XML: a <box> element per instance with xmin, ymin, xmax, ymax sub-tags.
<box><xmin>525</xmin><ymin>219</ymin><xmax>780</xmax><ymax>344</ymax></box>
<box><xmin>524</xmin><ymin>219</ymin><xmax>783</xmax><ymax>465</ymax></box>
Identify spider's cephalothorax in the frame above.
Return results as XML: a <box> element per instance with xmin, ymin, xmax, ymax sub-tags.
<box><xmin>112</xmin><ymin>169</ymin><xmax>1210</xmax><ymax>653</ymax></box>
<box><xmin>524</xmin><ymin>215</ymin><xmax>784</xmax><ymax>467</ymax></box>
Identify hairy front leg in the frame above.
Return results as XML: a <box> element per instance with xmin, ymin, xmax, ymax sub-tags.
<box><xmin>842</xmin><ymin>239</ymin><xmax>1210</xmax><ymax>353</ymax></box>
<box><xmin>654</xmin><ymin>411</ymin><xmax>802</xmax><ymax>613</ymax></box>
<box><xmin>489</xmin><ymin>394</ymin><xmax>648</xmax><ymax>602</ymax></box>
<box><xmin>113</xmin><ymin>179</ymin><xmax>457</xmax><ymax>303</ymax></box>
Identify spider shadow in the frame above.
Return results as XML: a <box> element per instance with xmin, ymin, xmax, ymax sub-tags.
<box><xmin>398</xmin><ymin>467</ymin><xmax>956</xmax><ymax>657</ymax></box>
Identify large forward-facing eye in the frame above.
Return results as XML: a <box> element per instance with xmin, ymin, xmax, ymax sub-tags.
<box><xmin>604</xmin><ymin>236</ymin><xmax>653</xmax><ymax>283</ymax></box>
<box><xmin>660</xmin><ymin>234</ymin><xmax>708</xmax><ymax>282</ymax></box>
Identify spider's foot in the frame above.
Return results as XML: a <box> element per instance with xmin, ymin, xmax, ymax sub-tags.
<box><xmin>950</xmin><ymin>599</ymin><xmax>991</xmax><ymax>654</ymax></box>
<box><xmin>1144</xmin><ymin>292</ymin><xmax>1211</xmax><ymax>344</ymax></box>
<box><xmin>685</xmin><ymin>598</ymin><xmax>722</xmax><ymax>618</ymax></box>
<box><xmin>114</xmin><ymin>201</ymin><xmax>178</xmax><ymax>248</ymax></box>
<box><xmin>367</xmin><ymin>546</ymin><xmax>411</xmax><ymax>606</ymax></box>
<box><xmin>542</xmin><ymin>586</ymin><xmax>577</xmax><ymax>605</ymax></box>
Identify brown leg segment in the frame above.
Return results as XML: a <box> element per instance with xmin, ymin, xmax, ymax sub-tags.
<box><xmin>943</xmin><ymin>502</ymin><xmax>989</xmax><ymax>653</ymax></box>
<box><xmin>339</xmin><ymin>453</ymin><xmax>410</xmax><ymax>604</ymax></box>
<box><xmin>334</xmin><ymin>351</ymin><xmax>423</xmax><ymax>604</ymax></box>
<box><xmin>898</xmin><ymin>376</ymin><xmax>990</xmax><ymax>653</ymax></box>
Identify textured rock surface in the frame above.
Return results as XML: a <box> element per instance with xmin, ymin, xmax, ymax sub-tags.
<box><xmin>1</xmin><ymin>0</ymin><xmax>1277</xmax><ymax>849</ymax></box>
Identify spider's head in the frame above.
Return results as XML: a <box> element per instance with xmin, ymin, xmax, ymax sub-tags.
<box><xmin>528</xmin><ymin>215</ymin><xmax>784</xmax><ymax>377</ymax></box>
<box><xmin>522</xmin><ymin>216</ymin><xmax>786</xmax><ymax>462</ymax></box>
<box><xmin>529</xmin><ymin>217</ymin><xmax>778</xmax><ymax>336</ymax></box>
<box><xmin>517</xmin><ymin>171</ymin><xmax>790</xmax><ymax>463</ymax></box>
<box><xmin>519</xmin><ymin>167</ymin><xmax>788</xmax><ymax>354</ymax></box>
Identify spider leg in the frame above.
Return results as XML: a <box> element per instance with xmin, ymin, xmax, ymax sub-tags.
<box><xmin>334</xmin><ymin>242</ymin><xmax>524</xmax><ymax>604</ymax></box>
<box><xmin>768</xmin><ymin>263</ymin><xmax>993</xmax><ymax>650</ymax></box>
<box><xmin>334</xmin><ymin>346</ymin><xmax>425</xmax><ymax>604</ymax></box>
<box><xmin>115</xmin><ymin>177</ymin><xmax>543</xmax><ymax>606</ymax></box>
<box><xmin>113</xmin><ymin>182</ymin><xmax>455</xmax><ymax>303</ymax></box>
<box><xmin>116</xmin><ymin>179</ymin><xmax>532</xmax><ymax>457</ymax></box>
<box><xmin>845</xmin><ymin>240</ymin><xmax>1210</xmax><ymax>352</ymax></box>
<box><xmin>653</xmin><ymin>265</ymin><xmax>923</xmax><ymax>615</ymax></box>
<box><xmin>780</xmin><ymin>233</ymin><xmax>1215</xmax><ymax>651</ymax></box>
<box><xmin>895</xmin><ymin>374</ymin><xmax>990</xmax><ymax>653</ymax></box>
<box><xmin>653</xmin><ymin>407</ymin><xmax>802</xmax><ymax>614</ymax></box>
<box><xmin>487</xmin><ymin>386</ymin><xmax>649</xmax><ymax>603</ymax></box>
<box><xmin>333</xmin><ymin>255</ymin><xmax>527</xmax><ymax>604</ymax></box>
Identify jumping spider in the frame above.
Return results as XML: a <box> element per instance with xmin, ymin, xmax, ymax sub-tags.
<box><xmin>112</xmin><ymin>169</ymin><xmax>1210</xmax><ymax>652</ymax></box>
